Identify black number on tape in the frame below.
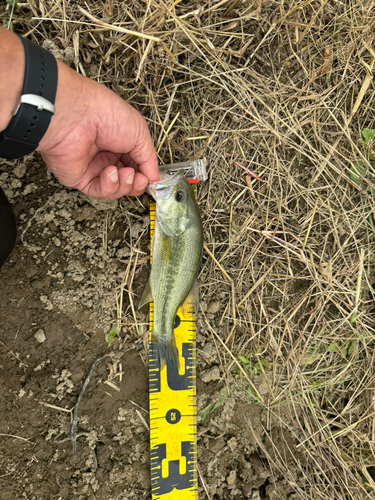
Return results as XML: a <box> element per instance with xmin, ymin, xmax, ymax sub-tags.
<box><xmin>166</xmin><ymin>409</ymin><xmax>181</xmax><ymax>424</ymax></box>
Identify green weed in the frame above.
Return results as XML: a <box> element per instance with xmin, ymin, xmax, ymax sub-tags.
<box><xmin>107</xmin><ymin>325</ymin><xmax>117</xmax><ymax>347</ymax></box>
<box><xmin>6</xmin><ymin>0</ymin><xmax>19</xmax><ymax>29</ymax></box>
<box><xmin>346</xmin><ymin>128</ymin><xmax>375</xmax><ymax>240</ymax></box>
<box><xmin>200</xmin><ymin>390</ymin><xmax>228</xmax><ymax>422</ymax></box>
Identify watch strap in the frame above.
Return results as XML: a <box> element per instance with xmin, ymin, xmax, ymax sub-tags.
<box><xmin>0</xmin><ymin>35</ymin><xmax>58</xmax><ymax>159</ymax></box>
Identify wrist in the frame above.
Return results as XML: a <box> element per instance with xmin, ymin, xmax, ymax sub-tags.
<box><xmin>0</xmin><ymin>34</ymin><xmax>58</xmax><ymax>159</ymax></box>
<box><xmin>37</xmin><ymin>60</ymin><xmax>97</xmax><ymax>154</ymax></box>
<box><xmin>0</xmin><ymin>28</ymin><xmax>25</xmax><ymax>132</ymax></box>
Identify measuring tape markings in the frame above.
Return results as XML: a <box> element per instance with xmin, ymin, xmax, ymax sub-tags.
<box><xmin>148</xmin><ymin>202</ymin><xmax>198</xmax><ymax>499</ymax></box>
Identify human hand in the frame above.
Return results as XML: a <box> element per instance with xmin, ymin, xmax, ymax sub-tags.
<box><xmin>37</xmin><ymin>60</ymin><xmax>159</xmax><ymax>198</ymax></box>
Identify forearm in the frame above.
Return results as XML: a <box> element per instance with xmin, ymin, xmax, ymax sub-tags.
<box><xmin>0</xmin><ymin>27</ymin><xmax>25</xmax><ymax>132</ymax></box>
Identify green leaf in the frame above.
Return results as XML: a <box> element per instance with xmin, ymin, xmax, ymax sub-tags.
<box><xmin>200</xmin><ymin>391</ymin><xmax>228</xmax><ymax>421</ymax></box>
<box><xmin>326</xmin><ymin>343</ymin><xmax>338</xmax><ymax>353</ymax></box>
<box><xmin>246</xmin><ymin>385</ymin><xmax>254</xmax><ymax>396</ymax></box>
<box><xmin>107</xmin><ymin>326</ymin><xmax>117</xmax><ymax>347</ymax></box>
<box><xmin>347</xmin><ymin>339</ymin><xmax>359</xmax><ymax>356</ymax></box>
<box><xmin>238</xmin><ymin>355</ymin><xmax>250</xmax><ymax>365</ymax></box>
<box><xmin>200</xmin><ymin>403</ymin><xmax>215</xmax><ymax>422</ymax></box>
<box><xmin>362</xmin><ymin>128</ymin><xmax>375</xmax><ymax>145</ymax></box>
<box><xmin>259</xmin><ymin>358</ymin><xmax>270</xmax><ymax>369</ymax></box>
<box><xmin>246</xmin><ymin>385</ymin><xmax>260</xmax><ymax>401</ymax></box>
<box><xmin>368</xmin><ymin>213</ymin><xmax>375</xmax><ymax>231</ymax></box>
<box><xmin>253</xmin><ymin>363</ymin><xmax>263</xmax><ymax>375</ymax></box>
<box><xmin>347</xmin><ymin>161</ymin><xmax>365</xmax><ymax>187</ymax></box>
<box><xmin>350</xmin><ymin>313</ymin><xmax>358</xmax><ymax>324</ymax></box>
<box><xmin>340</xmin><ymin>345</ymin><xmax>348</xmax><ymax>358</ymax></box>
<box><xmin>360</xmin><ymin>332</ymin><xmax>373</xmax><ymax>345</ymax></box>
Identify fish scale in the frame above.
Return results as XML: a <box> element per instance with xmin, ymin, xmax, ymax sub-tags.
<box><xmin>152</xmin><ymin>233</ymin><xmax>198</xmax><ymax>342</ymax></box>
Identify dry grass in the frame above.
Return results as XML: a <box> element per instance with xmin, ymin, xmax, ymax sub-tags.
<box><xmin>5</xmin><ymin>0</ymin><xmax>375</xmax><ymax>497</ymax></box>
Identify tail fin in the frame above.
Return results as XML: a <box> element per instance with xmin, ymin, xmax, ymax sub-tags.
<box><xmin>151</xmin><ymin>336</ymin><xmax>180</xmax><ymax>370</ymax></box>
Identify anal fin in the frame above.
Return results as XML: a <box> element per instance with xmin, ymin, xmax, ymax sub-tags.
<box><xmin>138</xmin><ymin>278</ymin><xmax>153</xmax><ymax>309</ymax></box>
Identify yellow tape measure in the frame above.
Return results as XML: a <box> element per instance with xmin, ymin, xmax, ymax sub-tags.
<box><xmin>148</xmin><ymin>201</ymin><xmax>198</xmax><ymax>500</ymax></box>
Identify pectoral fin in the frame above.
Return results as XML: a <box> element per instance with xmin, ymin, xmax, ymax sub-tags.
<box><xmin>138</xmin><ymin>278</ymin><xmax>153</xmax><ymax>309</ymax></box>
<box><xmin>181</xmin><ymin>279</ymin><xmax>199</xmax><ymax>316</ymax></box>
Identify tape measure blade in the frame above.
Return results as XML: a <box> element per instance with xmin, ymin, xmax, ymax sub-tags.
<box><xmin>148</xmin><ymin>201</ymin><xmax>198</xmax><ymax>499</ymax></box>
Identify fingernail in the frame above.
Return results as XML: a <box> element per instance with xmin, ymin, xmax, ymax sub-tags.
<box><xmin>126</xmin><ymin>173</ymin><xmax>134</xmax><ymax>185</ymax></box>
<box><xmin>109</xmin><ymin>168</ymin><xmax>118</xmax><ymax>183</ymax></box>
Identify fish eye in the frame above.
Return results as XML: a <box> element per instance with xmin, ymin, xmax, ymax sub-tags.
<box><xmin>175</xmin><ymin>191</ymin><xmax>185</xmax><ymax>202</ymax></box>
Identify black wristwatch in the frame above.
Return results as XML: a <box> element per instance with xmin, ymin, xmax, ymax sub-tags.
<box><xmin>0</xmin><ymin>35</ymin><xmax>58</xmax><ymax>160</ymax></box>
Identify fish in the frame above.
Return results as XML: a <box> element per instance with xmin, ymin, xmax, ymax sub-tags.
<box><xmin>138</xmin><ymin>170</ymin><xmax>203</xmax><ymax>368</ymax></box>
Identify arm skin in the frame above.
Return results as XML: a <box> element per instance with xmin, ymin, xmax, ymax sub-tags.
<box><xmin>0</xmin><ymin>28</ymin><xmax>159</xmax><ymax>198</ymax></box>
<box><xmin>0</xmin><ymin>29</ymin><xmax>24</xmax><ymax>132</ymax></box>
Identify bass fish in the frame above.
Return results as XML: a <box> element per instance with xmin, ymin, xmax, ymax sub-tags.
<box><xmin>139</xmin><ymin>170</ymin><xmax>203</xmax><ymax>368</ymax></box>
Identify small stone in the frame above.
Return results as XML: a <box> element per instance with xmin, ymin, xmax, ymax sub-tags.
<box><xmin>13</xmin><ymin>164</ymin><xmax>26</xmax><ymax>178</ymax></box>
<box><xmin>207</xmin><ymin>436</ymin><xmax>226</xmax><ymax>453</ymax></box>
<box><xmin>117</xmin><ymin>247</ymin><xmax>131</xmax><ymax>259</ymax></box>
<box><xmin>26</xmin><ymin>267</ymin><xmax>38</xmax><ymax>279</ymax></box>
<box><xmin>142</xmin><ymin>215</ymin><xmax>150</xmax><ymax>227</ymax></box>
<box><xmin>86</xmin><ymin>249</ymin><xmax>95</xmax><ymax>259</ymax></box>
<box><xmin>202</xmin><ymin>343</ymin><xmax>217</xmax><ymax>363</ymax></box>
<box><xmin>227</xmin><ymin>437</ymin><xmax>237</xmax><ymax>452</ymax></box>
<box><xmin>199</xmin><ymin>301</ymin><xmax>208</xmax><ymax>312</ymax></box>
<box><xmin>227</xmin><ymin>470</ymin><xmax>236</xmax><ymax>486</ymax></box>
<box><xmin>130</xmin><ymin>222</ymin><xmax>142</xmax><ymax>238</ymax></box>
<box><xmin>201</xmin><ymin>366</ymin><xmax>221</xmax><ymax>383</ymax></box>
<box><xmin>44</xmin><ymin>212</ymin><xmax>55</xmax><ymax>223</ymax></box>
<box><xmin>118</xmin><ymin>408</ymin><xmax>130</xmax><ymax>421</ymax></box>
<box><xmin>34</xmin><ymin>329</ymin><xmax>46</xmax><ymax>343</ymax></box>
<box><xmin>258</xmin><ymin>380</ymin><xmax>270</xmax><ymax>396</ymax></box>
<box><xmin>40</xmin><ymin>295</ymin><xmax>53</xmax><ymax>310</ymax></box>
<box><xmin>74</xmin><ymin>206</ymin><xmax>96</xmax><ymax>221</ymax></box>
<box><xmin>23</xmin><ymin>183</ymin><xmax>38</xmax><ymax>196</ymax></box>
<box><xmin>207</xmin><ymin>301</ymin><xmax>221</xmax><ymax>314</ymax></box>
<box><xmin>11</xmin><ymin>179</ymin><xmax>22</xmax><ymax>189</ymax></box>
<box><xmin>63</xmin><ymin>46</ymin><xmax>75</xmax><ymax>66</ymax></box>
<box><xmin>86</xmin><ymin>196</ymin><xmax>118</xmax><ymax>211</ymax></box>
<box><xmin>42</xmin><ymin>40</ymin><xmax>64</xmax><ymax>60</ymax></box>
<box><xmin>57</xmin><ymin>208</ymin><xmax>71</xmax><ymax>219</ymax></box>
<box><xmin>96</xmin><ymin>247</ymin><xmax>105</xmax><ymax>257</ymax></box>
<box><xmin>18</xmin><ymin>389</ymin><xmax>26</xmax><ymax>398</ymax></box>
<box><xmin>222</xmin><ymin>398</ymin><xmax>236</xmax><ymax>422</ymax></box>
<box><xmin>88</xmin><ymin>64</ymin><xmax>99</xmax><ymax>78</ymax></box>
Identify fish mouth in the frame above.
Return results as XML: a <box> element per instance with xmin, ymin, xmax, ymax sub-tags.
<box><xmin>148</xmin><ymin>170</ymin><xmax>183</xmax><ymax>200</ymax></box>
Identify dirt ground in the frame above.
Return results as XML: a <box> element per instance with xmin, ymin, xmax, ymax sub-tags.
<box><xmin>2</xmin><ymin>0</ymin><xmax>375</xmax><ymax>499</ymax></box>
<box><xmin>0</xmin><ymin>159</ymin><xmax>300</xmax><ymax>499</ymax></box>
<box><xmin>1</xmin><ymin>146</ymin><xmax>314</xmax><ymax>500</ymax></box>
